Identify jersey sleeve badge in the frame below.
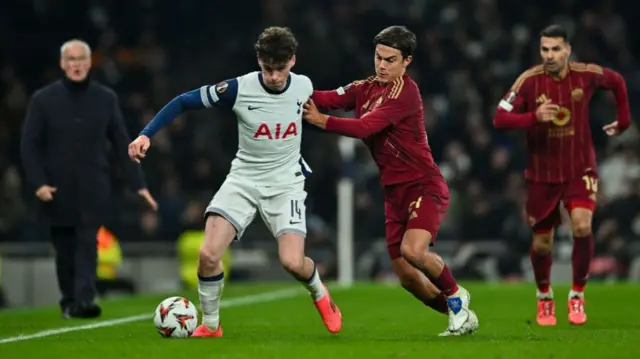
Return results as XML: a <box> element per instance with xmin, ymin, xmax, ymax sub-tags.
<box><xmin>216</xmin><ymin>82</ymin><xmax>229</xmax><ymax>94</ymax></box>
<box><xmin>498</xmin><ymin>91</ymin><xmax>517</xmax><ymax>112</ymax></box>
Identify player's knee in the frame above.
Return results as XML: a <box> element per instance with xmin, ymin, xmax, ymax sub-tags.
<box><xmin>572</xmin><ymin>220</ymin><xmax>592</xmax><ymax>237</ymax></box>
<box><xmin>399</xmin><ymin>241</ymin><xmax>425</xmax><ymax>265</ymax></box>
<box><xmin>570</xmin><ymin>208</ymin><xmax>593</xmax><ymax>237</ymax></box>
<box><xmin>199</xmin><ymin>215</ymin><xmax>235</xmax><ymax>267</ymax></box>
<box><xmin>277</xmin><ymin>233</ymin><xmax>306</xmax><ymax>274</ymax></box>
<box><xmin>198</xmin><ymin>246</ymin><xmax>223</xmax><ymax>269</ymax></box>
<box><xmin>399</xmin><ymin>230</ymin><xmax>432</xmax><ymax>264</ymax></box>
<box><xmin>279</xmin><ymin>252</ymin><xmax>304</xmax><ymax>274</ymax></box>
<box><xmin>532</xmin><ymin>232</ymin><xmax>553</xmax><ymax>254</ymax></box>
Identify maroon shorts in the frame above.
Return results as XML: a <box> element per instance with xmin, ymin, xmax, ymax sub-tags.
<box><xmin>384</xmin><ymin>182</ymin><xmax>449</xmax><ymax>259</ymax></box>
<box><xmin>526</xmin><ymin>172</ymin><xmax>598</xmax><ymax>233</ymax></box>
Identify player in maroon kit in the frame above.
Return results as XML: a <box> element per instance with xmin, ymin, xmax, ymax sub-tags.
<box><xmin>493</xmin><ymin>25</ymin><xmax>631</xmax><ymax>326</ymax></box>
<box><xmin>303</xmin><ymin>25</ymin><xmax>479</xmax><ymax>336</ymax></box>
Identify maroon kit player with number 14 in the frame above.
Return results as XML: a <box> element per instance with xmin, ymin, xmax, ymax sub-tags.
<box><xmin>493</xmin><ymin>25</ymin><xmax>631</xmax><ymax>326</ymax></box>
<box><xmin>303</xmin><ymin>26</ymin><xmax>479</xmax><ymax>336</ymax></box>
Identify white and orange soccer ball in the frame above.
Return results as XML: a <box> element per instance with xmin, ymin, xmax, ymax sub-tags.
<box><xmin>153</xmin><ymin>296</ymin><xmax>199</xmax><ymax>338</ymax></box>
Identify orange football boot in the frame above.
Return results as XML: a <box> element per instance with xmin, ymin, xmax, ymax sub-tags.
<box><xmin>313</xmin><ymin>285</ymin><xmax>342</xmax><ymax>334</ymax></box>
<box><xmin>536</xmin><ymin>299</ymin><xmax>557</xmax><ymax>326</ymax></box>
<box><xmin>568</xmin><ymin>297</ymin><xmax>587</xmax><ymax>325</ymax></box>
<box><xmin>191</xmin><ymin>324</ymin><xmax>223</xmax><ymax>338</ymax></box>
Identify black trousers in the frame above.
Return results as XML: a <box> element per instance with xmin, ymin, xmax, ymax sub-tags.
<box><xmin>50</xmin><ymin>225</ymin><xmax>99</xmax><ymax>309</ymax></box>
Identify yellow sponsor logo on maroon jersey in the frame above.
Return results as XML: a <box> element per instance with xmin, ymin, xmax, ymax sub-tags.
<box><xmin>552</xmin><ymin>107</ymin><xmax>571</xmax><ymax>127</ymax></box>
<box><xmin>571</xmin><ymin>88</ymin><xmax>584</xmax><ymax>102</ymax></box>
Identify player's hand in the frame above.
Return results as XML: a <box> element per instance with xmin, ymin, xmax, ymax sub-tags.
<box><xmin>35</xmin><ymin>185</ymin><xmax>57</xmax><ymax>202</ymax></box>
<box><xmin>128</xmin><ymin>135</ymin><xmax>151</xmax><ymax>163</ymax></box>
<box><xmin>303</xmin><ymin>99</ymin><xmax>328</xmax><ymax>129</ymax></box>
<box><xmin>535</xmin><ymin>99</ymin><xmax>559</xmax><ymax>122</ymax></box>
<box><xmin>603</xmin><ymin>121</ymin><xmax>621</xmax><ymax>136</ymax></box>
<box><xmin>137</xmin><ymin>188</ymin><xmax>158</xmax><ymax>211</ymax></box>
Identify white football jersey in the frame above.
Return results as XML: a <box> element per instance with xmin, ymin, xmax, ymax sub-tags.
<box><xmin>199</xmin><ymin>71</ymin><xmax>313</xmax><ymax>186</ymax></box>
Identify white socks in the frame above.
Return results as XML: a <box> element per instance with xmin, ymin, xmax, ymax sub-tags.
<box><xmin>198</xmin><ymin>272</ymin><xmax>224</xmax><ymax>331</ymax></box>
<box><xmin>536</xmin><ymin>288</ymin><xmax>554</xmax><ymax>300</ymax></box>
<box><xmin>536</xmin><ymin>289</ymin><xmax>584</xmax><ymax>300</ymax></box>
<box><xmin>568</xmin><ymin>289</ymin><xmax>584</xmax><ymax>299</ymax></box>
<box><xmin>302</xmin><ymin>265</ymin><xmax>325</xmax><ymax>301</ymax></box>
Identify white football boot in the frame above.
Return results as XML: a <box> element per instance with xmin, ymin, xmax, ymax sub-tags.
<box><xmin>438</xmin><ymin>286</ymin><xmax>479</xmax><ymax>336</ymax></box>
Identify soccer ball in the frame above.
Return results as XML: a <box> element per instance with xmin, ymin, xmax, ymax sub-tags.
<box><xmin>153</xmin><ymin>296</ymin><xmax>199</xmax><ymax>338</ymax></box>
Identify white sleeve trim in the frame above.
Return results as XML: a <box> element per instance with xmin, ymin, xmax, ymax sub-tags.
<box><xmin>498</xmin><ymin>99</ymin><xmax>514</xmax><ymax>112</ymax></box>
<box><xmin>209</xmin><ymin>86</ymin><xmax>220</xmax><ymax>103</ymax></box>
<box><xmin>200</xmin><ymin>86</ymin><xmax>211</xmax><ymax>107</ymax></box>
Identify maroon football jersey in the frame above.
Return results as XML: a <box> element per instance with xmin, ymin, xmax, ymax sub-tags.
<box><xmin>493</xmin><ymin>62</ymin><xmax>630</xmax><ymax>183</ymax></box>
<box><xmin>312</xmin><ymin>75</ymin><xmax>448</xmax><ymax>197</ymax></box>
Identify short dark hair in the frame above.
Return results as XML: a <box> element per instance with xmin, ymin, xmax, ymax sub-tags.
<box><xmin>540</xmin><ymin>24</ymin><xmax>569</xmax><ymax>43</ymax></box>
<box><xmin>254</xmin><ymin>26</ymin><xmax>298</xmax><ymax>69</ymax></box>
<box><xmin>373</xmin><ymin>26</ymin><xmax>417</xmax><ymax>58</ymax></box>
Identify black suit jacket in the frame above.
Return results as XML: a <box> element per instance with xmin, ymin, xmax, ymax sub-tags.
<box><xmin>20</xmin><ymin>78</ymin><xmax>146</xmax><ymax>226</ymax></box>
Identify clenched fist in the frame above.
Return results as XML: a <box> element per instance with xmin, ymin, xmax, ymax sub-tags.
<box><xmin>128</xmin><ymin>135</ymin><xmax>151</xmax><ymax>163</ymax></box>
<box><xmin>35</xmin><ymin>185</ymin><xmax>57</xmax><ymax>202</ymax></box>
<box><xmin>535</xmin><ymin>99</ymin><xmax>560</xmax><ymax>123</ymax></box>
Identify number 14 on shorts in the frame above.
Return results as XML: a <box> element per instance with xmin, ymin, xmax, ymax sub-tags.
<box><xmin>290</xmin><ymin>200</ymin><xmax>303</xmax><ymax>224</ymax></box>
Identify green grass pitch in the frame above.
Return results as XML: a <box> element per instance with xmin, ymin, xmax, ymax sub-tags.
<box><xmin>0</xmin><ymin>282</ymin><xmax>638</xmax><ymax>358</ymax></box>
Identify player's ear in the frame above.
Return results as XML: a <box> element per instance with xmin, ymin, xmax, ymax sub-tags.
<box><xmin>403</xmin><ymin>55</ymin><xmax>412</xmax><ymax>67</ymax></box>
<box><xmin>290</xmin><ymin>55</ymin><xmax>296</xmax><ymax>68</ymax></box>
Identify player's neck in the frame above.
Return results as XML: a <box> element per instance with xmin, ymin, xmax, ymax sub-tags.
<box><xmin>258</xmin><ymin>72</ymin><xmax>291</xmax><ymax>95</ymax></box>
<box><xmin>547</xmin><ymin>65</ymin><xmax>569</xmax><ymax>81</ymax></box>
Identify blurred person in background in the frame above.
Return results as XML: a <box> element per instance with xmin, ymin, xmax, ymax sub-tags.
<box><xmin>20</xmin><ymin>39</ymin><xmax>157</xmax><ymax>318</ymax></box>
<box><xmin>492</xmin><ymin>24</ymin><xmax>631</xmax><ymax>326</ymax></box>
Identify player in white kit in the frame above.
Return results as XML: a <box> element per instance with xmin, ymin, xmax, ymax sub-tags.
<box><xmin>128</xmin><ymin>27</ymin><xmax>342</xmax><ymax>337</ymax></box>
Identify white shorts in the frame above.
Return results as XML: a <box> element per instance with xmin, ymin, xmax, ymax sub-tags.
<box><xmin>205</xmin><ymin>177</ymin><xmax>307</xmax><ymax>239</ymax></box>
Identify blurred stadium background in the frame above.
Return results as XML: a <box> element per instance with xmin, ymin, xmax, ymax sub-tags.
<box><xmin>0</xmin><ymin>0</ymin><xmax>639</xmax><ymax>308</ymax></box>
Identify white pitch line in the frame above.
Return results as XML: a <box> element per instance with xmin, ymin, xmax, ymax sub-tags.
<box><xmin>0</xmin><ymin>287</ymin><xmax>306</xmax><ymax>344</ymax></box>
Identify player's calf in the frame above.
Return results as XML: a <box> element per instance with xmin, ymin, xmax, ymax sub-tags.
<box><xmin>277</xmin><ymin>233</ymin><xmax>317</xmax><ymax>284</ymax></box>
<box><xmin>531</xmin><ymin>231</ymin><xmax>553</xmax><ymax>293</ymax></box>
<box><xmin>199</xmin><ymin>214</ymin><xmax>237</xmax><ymax>275</ymax></box>
<box><xmin>567</xmin><ymin>207</ymin><xmax>593</xmax><ymax>325</ymax></box>
<box><xmin>391</xmin><ymin>257</ymin><xmax>447</xmax><ymax>314</ymax></box>
<box><xmin>569</xmin><ymin>207</ymin><xmax>594</xmax><ymax>295</ymax></box>
<box><xmin>196</xmin><ymin>214</ymin><xmax>236</xmax><ymax>334</ymax></box>
<box><xmin>530</xmin><ymin>230</ymin><xmax>557</xmax><ymax>326</ymax></box>
<box><xmin>400</xmin><ymin>229</ymin><xmax>477</xmax><ymax>335</ymax></box>
<box><xmin>399</xmin><ymin>230</ymin><xmax>458</xmax><ymax>296</ymax></box>
<box><xmin>278</xmin><ymin>233</ymin><xmax>342</xmax><ymax>333</ymax></box>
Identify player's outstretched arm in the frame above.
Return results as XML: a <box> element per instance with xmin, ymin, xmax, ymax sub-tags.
<box><xmin>304</xmin><ymin>84</ymin><xmax>418</xmax><ymax>138</ymax></box>
<box><xmin>139</xmin><ymin>92</ymin><xmax>203</xmax><ymax>137</ymax></box>
<box><xmin>595</xmin><ymin>66</ymin><xmax>631</xmax><ymax>135</ymax></box>
<box><xmin>311</xmin><ymin>80</ymin><xmax>365</xmax><ymax>110</ymax></box>
<box><xmin>129</xmin><ymin>79</ymin><xmax>238</xmax><ymax>163</ymax></box>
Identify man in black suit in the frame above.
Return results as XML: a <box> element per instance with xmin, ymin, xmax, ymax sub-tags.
<box><xmin>20</xmin><ymin>39</ymin><xmax>157</xmax><ymax>318</ymax></box>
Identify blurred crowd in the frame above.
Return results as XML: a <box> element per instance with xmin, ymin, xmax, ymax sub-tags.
<box><xmin>1</xmin><ymin>0</ymin><xmax>638</xmax><ymax>279</ymax></box>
